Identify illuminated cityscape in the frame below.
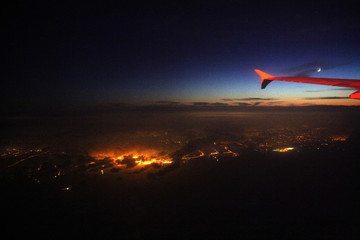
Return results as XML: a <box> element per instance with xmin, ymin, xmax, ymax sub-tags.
<box><xmin>2</xmin><ymin>111</ymin><xmax>359</xmax><ymax>239</ymax></box>
<box><xmin>1</xmin><ymin>126</ymin><xmax>351</xmax><ymax>189</ymax></box>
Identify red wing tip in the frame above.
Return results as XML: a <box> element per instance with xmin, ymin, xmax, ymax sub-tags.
<box><xmin>254</xmin><ymin>69</ymin><xmax>274</xmax><ymax>80</ymax></box>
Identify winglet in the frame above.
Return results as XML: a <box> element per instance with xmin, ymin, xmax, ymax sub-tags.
<box><xmin>254</xmin><ymin>69</ymin><xmax>274</xmax><ymax>89</ymax></box>
<box><xmin>350</xmin><ymin>90</ymin><xmax>360</xmax><ymax>99</ymax></box>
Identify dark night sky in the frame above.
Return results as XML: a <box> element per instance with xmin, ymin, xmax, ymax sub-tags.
<box><xmin>2</xmin><ymin>0</ymin><xmax>360</xmax><ymax>112</ymax></box>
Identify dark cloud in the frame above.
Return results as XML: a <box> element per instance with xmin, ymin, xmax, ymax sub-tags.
<box><xmin>148</xmin><ymin>124</ymin><xmax>245</xmax><ymax>179</ymax></box>
<box><xmin>236</xmin><ymin>102</ymin><xmax>252</xmax><ymax>107</ymax></box>
<box><xmin>120</xmin><ymin>157</ymin><xmax>137</xmax><ymax>168</ymax></box>
<box><xmin>193</xmin><ymin>102</ymin><xmax>209</xmax><ymax>106</ymax></box>
<box><xmin>266</xmin><ymin>101</ymin><xmax>285</xmax><ymax>105</ymax></box>
<box><xmin>303</xmin><ymin>96</ymin><xmax>349</xmax><ymax>100</ymax></box>
<box><xmin>235</xmin><ymin>101</ymin><xmax>268</xmax><ymax>107</ymax></box>
<box><xmin>222</xmin><ymin>98</ymin><xmax>278</xmax><ymax>101</ymax></box>
<box><xmin>239</xmin><ymin>98</ymin><xmax>277</xmax><ymax>101</ymax></box>
<box><xmin>252</xmin><ymin>102</ymin><xmax>262</xmax><ymax>106</ymax></box>
<box><xmin>210</xmin><ymin>102</ymin><xmax>229</xmax><ymax>107</ymax></box>
<box><xmin>155</xmin><ymin>101</ymin><xmax>180</xmax><ymax>105</ymax></box>
<box><xmin>147</xmin><ymin>161</ymin><xmax>181</xmax><ymax>179</ymax></box>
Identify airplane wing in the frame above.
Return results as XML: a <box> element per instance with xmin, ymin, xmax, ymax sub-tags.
<box><xmin>254</xmin><ymin>69</ymin><xmax>360</xmax><ymax>99</ymax></box>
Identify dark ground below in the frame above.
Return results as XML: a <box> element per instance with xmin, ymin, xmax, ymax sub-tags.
<box><xmin>2</xmin><ymin>150</ymin><xmax>360</xmax><ymax>239</ymax></box>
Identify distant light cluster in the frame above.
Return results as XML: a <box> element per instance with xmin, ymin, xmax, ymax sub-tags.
<box><xmin>0</xmin><ymin>126</ymin><xmax>351</xmax><ymax>192</ymax></box>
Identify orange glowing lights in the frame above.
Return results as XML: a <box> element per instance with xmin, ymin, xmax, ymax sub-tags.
<box><xmin>136</xmin><ymin>159</ymin><xmax>158</xmax><ymax>165</ymax></box>
<box><xmin>89</xmin><ymin>149</ymin><xmax>173</xmax><ymax>169</ymax></box>
<box><xmin>332</xmin><ymin>136</ymin><xmax>348</xmax><ymax>141</ymax></box>
<box><xmin>273</xmin><ymin>147</ymin><xmax>295</xmax><ymax>152</ymax></box>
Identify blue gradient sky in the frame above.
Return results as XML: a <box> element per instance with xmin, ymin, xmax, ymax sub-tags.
<box><xmin>2</xmin><ymin>1</ymin><xmax>360</xmax><ymax>112</ymax></box>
